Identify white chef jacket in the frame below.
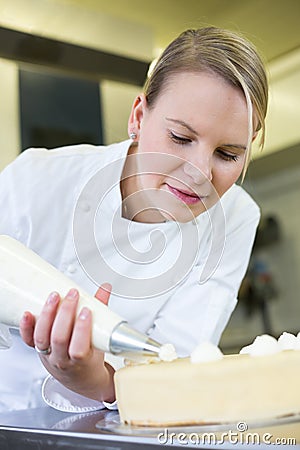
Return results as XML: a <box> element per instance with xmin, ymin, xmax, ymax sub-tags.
<box><xmin>0</xmin><ymin>139</ymin><xmax>260</xmax><ymax>413</ymax></box>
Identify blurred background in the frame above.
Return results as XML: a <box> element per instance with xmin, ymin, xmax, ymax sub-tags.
<box><xmin>0</xmin><ymin>0</ymin><xmax>299</xmax><ymax>351</ymax></box>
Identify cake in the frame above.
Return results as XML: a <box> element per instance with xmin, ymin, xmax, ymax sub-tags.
<box><xmin>114</xmin><ymin>334</ymin><xmax>300</xmax><ymax>426</ymax></box>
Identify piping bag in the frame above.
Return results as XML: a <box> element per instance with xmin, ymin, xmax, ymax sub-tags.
<box><xmin>0</xmin><ymin>235</ymin><xmax>176</xmax><ymax>361</ymax></box>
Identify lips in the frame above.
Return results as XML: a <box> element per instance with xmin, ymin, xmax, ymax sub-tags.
<box><xmin>165</xmin><ymin>183</ymin><xmax>202</xmax><ymax>205</ymax></box>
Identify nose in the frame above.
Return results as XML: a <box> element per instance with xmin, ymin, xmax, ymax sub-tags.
<box><xmin>183</xmin><ymin>152</ymin><xmax>213</xmax><ymax>184</ymax></box>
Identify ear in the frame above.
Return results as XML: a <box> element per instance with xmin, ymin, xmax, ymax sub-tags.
<box><xmin>127</xmin><ymin>93</ymin><xmax>148</xmax><ymax>138</ymax></box>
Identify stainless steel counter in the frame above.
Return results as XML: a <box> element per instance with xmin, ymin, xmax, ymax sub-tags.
<box><xmin>0</xmin><ymin>406</ymin><xmax>299</xmax><ymax>449</ymax></box>
<box><xmin>1</xmin><ymin>407</ymin><xmax>163</xmax><ymax>450</ymax></box>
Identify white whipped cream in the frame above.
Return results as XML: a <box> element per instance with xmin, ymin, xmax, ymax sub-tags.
<box><xmin>124</xmin><ymin>343</ymin><xmax>177</xmax><ymax>365</ymax></box>
<box><xmin>240</xmin><ymin>332</ymin><xmax>300</xmax><ymax>357</ymax></box>
<box><xmin>190</xmin><ymin>341</ymin><xmax>223</xmax><ymax>364</ymax></box>
<box><xmin>240</xmin><ymin>334</ymin><xmax>280</xmax><ymax>356</ymax></box>
<box><xmin>159</xmin><ymin>343</ymin><xmax>177</xmax><ymax>362</ymax></box>
<box><xmin>278</xmin><ymin>332</ymin><xmax>299</xmax><ymax>350</ymax></box>
<box><xmin>278</xmin><ymin>331</ymin><xmax>298</xmax><ymax>350</ymax></box>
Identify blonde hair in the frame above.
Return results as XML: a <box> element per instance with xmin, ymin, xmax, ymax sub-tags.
<box><xmin>144</xmin><ymin>27</ymin><xmax>268</xmax><ymax>178</ymax></box>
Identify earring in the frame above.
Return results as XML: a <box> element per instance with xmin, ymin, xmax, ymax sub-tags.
<box><xmin>129</xmin><ymin>132</ymin><xmax>137</xmax><ymax>140</ymax></box>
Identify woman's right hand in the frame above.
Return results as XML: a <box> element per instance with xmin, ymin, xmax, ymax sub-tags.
<box><xmin>19</xmin><ymin>284</ymin><xmax>116</xmax><ymax>403</ymax></box>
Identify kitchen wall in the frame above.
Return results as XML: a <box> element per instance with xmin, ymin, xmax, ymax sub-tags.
<box><xmin>0</xmin><ymin>58</ymin><xmax>20</xmax><ymax>168</ymax></box>
<box><xmin>101</xmin><ymin>80</ymin><xmax>142</xmax><ymax>145</ymax></box>
<box><xmin>0</xmin><ymin>0</ymin><xmax>151</xmax><ymax>169</ymax></box>
<box><xmin>0</xmin><ymin>59</ymin><xmax>142</xmax><ymax>170</ymax></box>
<box><xmin>0</xmin><ymin>0</ymin><xmax>153</xmax><ymax>60</ymax></box>
<box><xmin>220</xmin><ymin>150</ymin><xmax>300</xmax><ymax>352</ymax></box>
<box><xmin>248</xmin><ymin>163</ymin><xmax>300</xmax><ymax>332</ymax></box>
<box><xmin>252</xmin><ymin>47</ymin><xmax>300</xmax><ymax>159</ymax></box>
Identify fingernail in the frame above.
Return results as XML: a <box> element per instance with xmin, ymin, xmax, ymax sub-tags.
<box><xmin>79</xmin><ymin>307</ymin><xmax>90</xmax><ymax>320</ymax></box>
<box><xmin>101</xmin><ymin>282</ymin><xmax>112</xmax><ymax>292</ymax></box>
<box><xmin>47</xmin><ymin>292</ymin><xmax>59</xmax><ymax>305</ymax></box>
<box><xmin>21</xmin><ymin>311</ymin><xmax>30</xmax><ymax>323</ymax></box>
<box><xmin>67</xmin><ymin>288</ymin><xmax>79</xmax><ymax>300</ymax></box>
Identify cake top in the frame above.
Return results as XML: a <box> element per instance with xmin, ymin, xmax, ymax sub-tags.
<box><xmin>240</xmin><ymin>332</ymin><xmax>300</xmax><ymax>357</ymax></box>
<box><xmin>189</xmin><ymin>331</ymin><xmax>300</xmax><ymax>365</ymax></box>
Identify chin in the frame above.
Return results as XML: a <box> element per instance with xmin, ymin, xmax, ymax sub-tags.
<box><xmin>163</xmin><ymin>207</ymin><xmax>204</xmax><ymax>223</ymax></box>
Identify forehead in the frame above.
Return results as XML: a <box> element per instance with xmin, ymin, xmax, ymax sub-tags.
<box><xmin>153</xmin><ymin>72</ymin><xmax>247</xmax><ymax>118</ymax></box>
<box><xmin>160</xmin><ymin>70</ymin><xmax>241</xmax><ymax>98</ymax></box>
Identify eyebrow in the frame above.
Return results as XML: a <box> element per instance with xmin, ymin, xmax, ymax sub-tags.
<box><xmin>166</xmin><ymin>117</ymin><xmax>198</xmax><ymax>135</ymax></box>
<box><xmin>221</xmin><ymin>144</ymin><xmax>247</xmax><ymax>152</ymax></box>
<box><xmin>165</xmin><ymin>117</ymin><xmax>247</xmax><ymax>151</ymax></box>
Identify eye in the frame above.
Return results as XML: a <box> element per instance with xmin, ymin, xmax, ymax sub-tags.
<box><xmin>216</xmin><ymin>148</ymin><xmax>239</xmax><ymax>162</ymax></box>
<box><xmin>169</xmin><ymin>131</ymin><xmax>192</xmax><ymax>145</ymax></box>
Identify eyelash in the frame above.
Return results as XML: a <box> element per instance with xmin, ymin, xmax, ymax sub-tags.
<box><xmin>169</xmin><ymin>131</ymin><xmax>192</xmax><ymax>145</ymax></box>
<box><xmin>169</xmin><ymin>131</ymin><xmax>239</xmax><ymax>162</ymax></box>
<box><xmin>216</xmin><ymin>149</ymin><xmax>239</xmax><ymax>162</ymax></box>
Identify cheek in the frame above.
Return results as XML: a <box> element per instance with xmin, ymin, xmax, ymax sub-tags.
<box><xmin>139</xmin><ymin>173</ymin><xmax>161</xmax><ymax>189</ymax></box>
<box><xmin>138</xmin><ymin>116</ymin><xmax>161</xmax><ymax>150</ymax></box>
<box><xmin>213</xmin><ymin>162</ymin><xmax>244</xmax><ymax>196</ymax></box>
<box><xmin>139</xmin><ymin>171</ymin><xmax>171</xmax><ymax>191</ymax></box>
<box><xmin>137</xmin><ymin>149</ymin><xmax>181</xmax><ymax>182</ymax></box>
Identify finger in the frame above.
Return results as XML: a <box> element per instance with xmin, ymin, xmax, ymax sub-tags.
<box><xmin>50</xmin><ymin>288</ymin><xmax>79</xmax><ymax>360</ymax></box>
<box><xmin>69</xmin><ymin>284</ymin><xmax>112</xmax><ymax>359</ymax></box>
<box><xmin>34</xmin><ymin>292</ymin><xmax>60</xmax><ymax>352</ymax></box>
<box><xmin>69</xmin><ymin>307</ymin><xmax>93</xmax><ymax>360</ymax></box>
<box><xmin>19</xmin><ymin>311</ymin><xmax>36</xmax><ymax>347</ymax></box>
<box><xmin>94</xmin><ymin>283</ymin><xmax>112</xmax><ymax>306</ymax></box>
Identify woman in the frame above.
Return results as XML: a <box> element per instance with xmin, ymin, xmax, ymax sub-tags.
<box><xmin>0</xmin><ymin>27</ymin><xmax>268</xmax><ymax>412</ymax></box>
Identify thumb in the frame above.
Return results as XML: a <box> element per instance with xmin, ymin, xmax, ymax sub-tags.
<box><xmin>94</xmin><ymin>283</ymin><xmax>112</xmax><ymax>306</ymax></box>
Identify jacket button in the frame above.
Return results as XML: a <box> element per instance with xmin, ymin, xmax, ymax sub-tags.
<box><xmin>81</xmin><ymin>201</ymin><xmax>91</xmax><ymax>212</ymax></box>
<box><xmin>67</xmin><ymin>264</ymin><xmax>77</xmax><ymax>274</ymax></box>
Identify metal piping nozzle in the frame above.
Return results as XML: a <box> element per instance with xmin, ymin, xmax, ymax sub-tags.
<box><xmin>109</xmin><ymin>321</ymin><xmax>162</xmax><ymax>359</ymax></box>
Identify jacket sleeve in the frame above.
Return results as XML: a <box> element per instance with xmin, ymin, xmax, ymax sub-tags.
<box><xmin>41</xmin><ymin>352</ymin><xmax>122</xmax><ymax>412</ymax></box>
<box><xmin>0</xmin><ymin>149</ymin><xmax>45</xmax><ymax>243</ymax></box>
